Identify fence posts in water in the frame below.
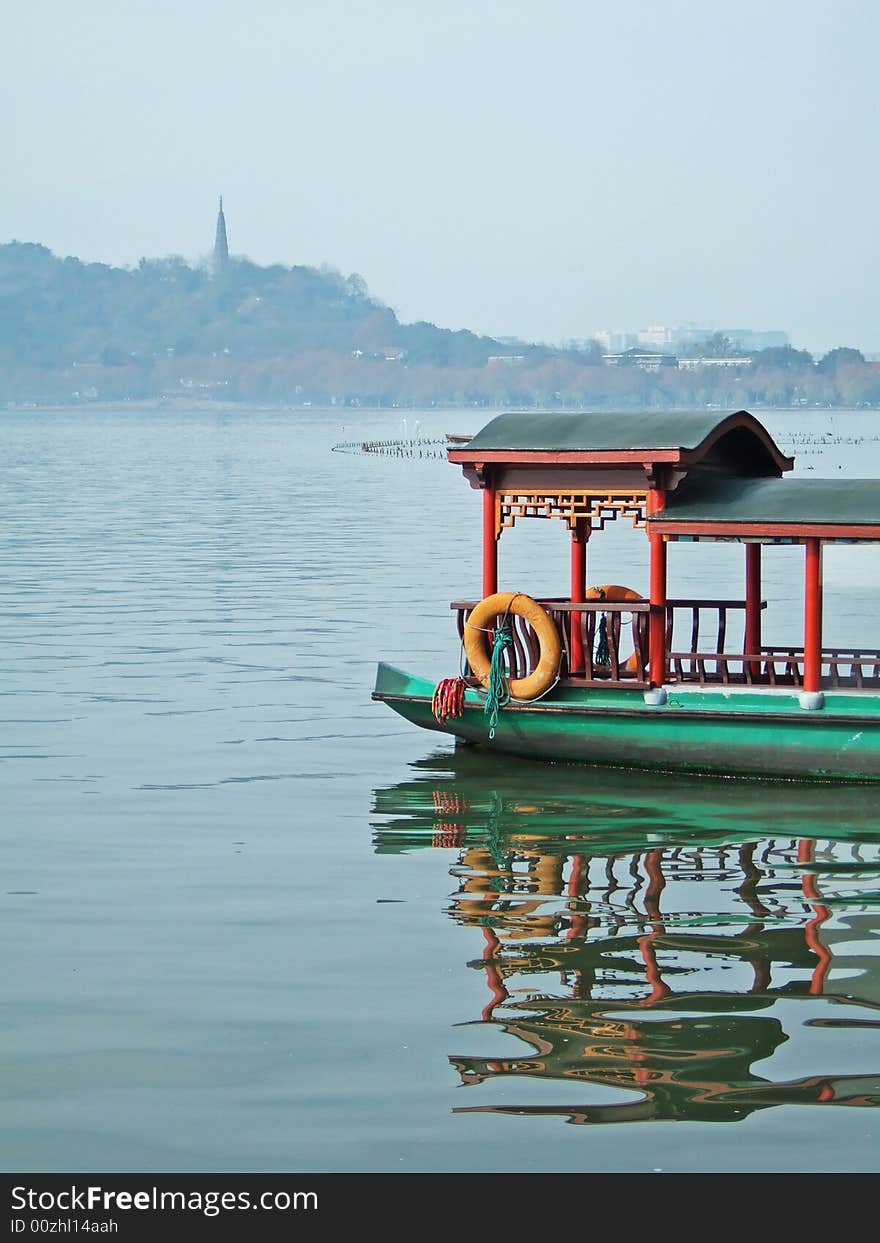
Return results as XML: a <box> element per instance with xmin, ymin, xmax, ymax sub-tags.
<box><xmin>331</xmin><ymin>436</ymin><xmax>447</xmax><ymax>459</ymax></box>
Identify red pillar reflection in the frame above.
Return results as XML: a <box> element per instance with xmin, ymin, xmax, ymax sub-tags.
<box><xmin>639</xmin><ymin>850</ymin><xmax>671</xmax><ymax>1004</ymax></box>
<box><xmin>480</xmin><ymin>926</ymin><xmax>509</xmax><ymax>1020</ymax></box>
<box><xmin>798</xmin><ymin>839</ymin><xmax>832</xmax><ymax>996</ymax></box>
<box><xmin>566</xmin><ymin>854</ymin><xmax>589</xmax><ymax>941</ymax></box>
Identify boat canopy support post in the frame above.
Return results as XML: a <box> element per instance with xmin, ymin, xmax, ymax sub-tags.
<box><xmin>647</xmin><ymin>487</ymin><xmax>667</xmax><ymax>686</ymax></box>
<box><xmin>745</xmin><ymin>543</ymin><xmax>762</xmax><ymax>677</ymax></box>
<box><xmin>482</xmin><ymin>482</ymin><xmax>497</xmax><ymax>597</ymax></box>
<box><xmin>803</xmin><ymin>537</ymin><xmax>824</xmax><ymax>697</ymax></box>
<box><xmin>570</xmin><ymin>519</ymin><xmax>588</xmax><ymax>675</ymax></box>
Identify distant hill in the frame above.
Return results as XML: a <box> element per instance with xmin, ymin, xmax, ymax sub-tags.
<box><xmin>0</xmin><ymin>241</ymin><xmax>567</xmax><ymax>387</ymax></box>
<box><xmin>0</xmin><ymin>241</ymin><xmax>876</xmax><ymax>409</ymax></box>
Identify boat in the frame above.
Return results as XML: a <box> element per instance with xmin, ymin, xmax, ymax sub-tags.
<box><xmin>373</xmin><ymin>409</ymin><xmax>880</xmax><ymax>781</ymax></box>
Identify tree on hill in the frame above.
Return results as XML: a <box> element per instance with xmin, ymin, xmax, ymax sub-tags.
<box><xmin>690</xmin><ymin>333</ymin><xmax>745</xmax><ymax>358</ymax></box>
<box><xmin>817</xmin><ymin>346</ymin><xmax>866</xmax><ymax>374</ymax></box>
<box><xmin>0</xmin><ymin>241</ymin><xmax>509</xmax><ymax>369</ymax></box>
<box><xmin>749</xmin><ymin>345</ymin><xmax>814</xmax><ymax>371</ymax></box>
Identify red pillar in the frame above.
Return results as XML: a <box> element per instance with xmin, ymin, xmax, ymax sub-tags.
<box><xmin>570</xmin><ymin>519</ymin><xmax>587</xmax><ymax>675</ymax></box>
<box><xmin>647</xmin><ymin>488</ymin><xmax>667</xmax><ymax>686</ymax></box>
<box><xmin>745</xmin><ymin>543</ymin><xmax>762</xmax><ymax>677</ymax></box>
<box><xmin>482</xmin><ymin>483</ymin><xmax>497</xmax><ymax>598</ymax></box>
<box><xmin>804</xmin><ymin>538</ymin><xmax>823</xmax><ymax>693</ymax></box>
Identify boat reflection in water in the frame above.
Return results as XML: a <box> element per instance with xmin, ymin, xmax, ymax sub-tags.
<box><xmin>372</xmin><ymin>752</ymin><xmax>880</xmax><ymax>1126</ymax></box>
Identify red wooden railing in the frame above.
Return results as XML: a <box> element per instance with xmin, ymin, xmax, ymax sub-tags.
<box><xmin>453</xmin><ymin>598</ymin><xmax>650</xmax><ymax>689</ymax></box>
<box><xmin>452</xmin><ymin>598</ymin><xmax>880</xmax><ymax>690</ymax></box>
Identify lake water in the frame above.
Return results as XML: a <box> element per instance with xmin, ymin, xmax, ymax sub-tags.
<box><xmin>1</xmin><ymin>405</ymin><xmax>879</xmax><ymax>1172</ymax></box>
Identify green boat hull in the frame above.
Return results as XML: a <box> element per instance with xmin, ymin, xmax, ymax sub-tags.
<box><xmin>373</xmin><ymin>662</ymin><xmax>880</xmax><ymax>782</ymax></box>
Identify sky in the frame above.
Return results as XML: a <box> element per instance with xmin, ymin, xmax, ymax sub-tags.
<box><xmin>2</xmin><ymin>1</ymin><xmax>877</xmax><ymax>354</ymax></box>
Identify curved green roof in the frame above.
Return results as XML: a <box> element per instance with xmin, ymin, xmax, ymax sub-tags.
<box><xmin>651</xmin><ymin>477</ymin><xmax>880</xmax><ymax>526</ymax></box>
<box><xmin>467</xmin><ymin>410</ymin><xmax>750</xmax><ymax>452</ymax></box>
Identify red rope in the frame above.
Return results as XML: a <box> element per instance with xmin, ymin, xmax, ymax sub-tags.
<box><xmin>432</xmin><ymin>677</ymin><xmax>468</xmax><ymax>723</ymax></box>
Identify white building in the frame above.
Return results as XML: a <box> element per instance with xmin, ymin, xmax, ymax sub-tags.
<box><xmin>595</xmin><ymin>324</ymin><xmax>789</xmax><ymax>357</ymax></box>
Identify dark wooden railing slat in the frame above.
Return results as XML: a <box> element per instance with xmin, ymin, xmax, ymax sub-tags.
<box><xmin>609</xmin><ymin>612</ymin><xmax>621</xmax><ymax>680</ymax></box>
<box><xmin>717</xmin><ymin>607</ymin><xmax>728</xmax><ymax>682</ymax></box>
<box><xmin>584</xmin><ymin>610</ymin><xmax>596</xmax><ymax>680</ymax></box>
<box><xmin>509</xmin><ymin>613</ymin><xmax>527</xmax><ymax>679</ymax></box>
<box><xmin>631</xmin><ymin>613</ymin><xmax>647</xmax><ymax>681</ymax></box>
<box><xmin>523</xmin><ymin>615</ymin><xmax>541</xmax><ymax>672</ymax></box>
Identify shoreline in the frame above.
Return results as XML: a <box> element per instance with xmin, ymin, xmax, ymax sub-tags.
<box><xmin>3</xmin><ymin>400</ymin><xmax>873</xmax><ymax>416</ymax></box>
<box><xmin>5</xmin><ymin>399</ymin><xmax>480</xmax><ymax>415</ymax></box>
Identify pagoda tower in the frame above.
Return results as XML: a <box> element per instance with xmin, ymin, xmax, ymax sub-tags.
<box><xmin>213</xmin><ymin>196</ymin><xmax>229</xmax><ymax>272</ymax></box>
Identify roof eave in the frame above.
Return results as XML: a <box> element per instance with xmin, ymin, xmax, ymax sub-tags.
<box><xmin>681</xmin><ymin>410</ymin><xmax>793</xmax><ymax>475</ymax></box>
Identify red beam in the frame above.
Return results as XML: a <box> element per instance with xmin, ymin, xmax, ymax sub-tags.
<box><xmin>482</xmin><ymin>484</ymin><xmax>497</xmax><ymax>597</ymax></box>
<box><xmin>449</xmin><ymin>448</ymin><xmax>684</xmax><ymax>465</ymax></box>
<box><xmin>804</xmin><ymin>538</ymin><xmax>823</xmax><ymax>693</ymax></box>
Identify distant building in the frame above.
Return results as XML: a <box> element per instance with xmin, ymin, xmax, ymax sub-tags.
<box><xmin>637</xmin><ymin>324</ymin><xmax>675</xmax><ymax>349</ymax></box>
<box><xmin>213</xmin><ymin>196</ymin><xmax>229</xmax><ymax>273</ymax></box>
<box><xmin>596</xmin><ymin>324</ymin><xmax>790</xmax><ymax>357</ymax></box>
<box><xmin>594</xmin><ymin>329</ymin><xmax>637</xmax><ymax>355</ymax></box>
<box><xmin>672</xmin><ymin>326</ymin><xmax>789</xmax><ymax>352</ymax></box>
<box><xmin>603</xmin><ymin>349</ymin><xmax>677</xmax><ymax>371</ymax></box>
<box><xmin>487</xmin><ymin>354</ymin><xmax>526</xmax><ymax>366</ymax></box>
<box><xmin>678</xmin><ymin>356</ymin><xmax>753</xmax><ymax>371</ymax></box>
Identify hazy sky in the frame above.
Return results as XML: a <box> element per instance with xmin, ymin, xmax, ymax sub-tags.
<box><xmin>3</xmin><ymin>1</ymin><xmax>877</xmax><ymax>352</ymax></box>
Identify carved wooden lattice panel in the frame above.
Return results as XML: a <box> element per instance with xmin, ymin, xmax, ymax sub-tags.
<box><xmin>497</xmin><ymin>490</ymin><xmax>648</xmax><ymax>535</ymax></box>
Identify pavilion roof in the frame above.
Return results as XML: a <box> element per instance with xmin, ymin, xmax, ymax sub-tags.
<box><xmin>449</xmin><ymin>409</ymin><xmax>793</xmax><ymax>476</ymax></box>
<box><xmin>649</xmin><ymin>476</ymin><xmax>880</xmax><ymax>537</ymax></box>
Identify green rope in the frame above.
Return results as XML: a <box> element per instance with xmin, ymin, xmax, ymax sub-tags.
<box><xmin>486</xmin><ymin>791</ymin><xmax>510</xmax><ymax>871</ymax></box>
<box><xmin>593</xmin><ymin>587</ymin><xmax>610</xmax><ymax>666</ymax></box>
<box><xmin>595</xmin><ymin>614</ymin><xmax>610</xmax><ymax>666</ymax></box>
<box><xmin>485</xmin><ymin>623</ymin><xmax>513</xmax><ymax>739</ymax></box>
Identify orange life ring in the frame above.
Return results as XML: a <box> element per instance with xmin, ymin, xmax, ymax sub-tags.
<box><xmin>584</xmin><ymin>584</ymin><xmax>644</xmax><ymax>673</ymax></box>
<box><xmin>464</xmin><ymin>592</ymin><xmax>561</xmax><ymax>700</ymax></box>
<box><xmin>585</xmin><ymin>583</ymin><xmax>642</xmax><ymax>604</ymax></box>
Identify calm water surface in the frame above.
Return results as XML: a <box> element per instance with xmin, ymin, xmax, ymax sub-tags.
<box><xmin>1</xmin><ymin>406</ymin><xmax>879</xmax><ymax>1172</ymax></box>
